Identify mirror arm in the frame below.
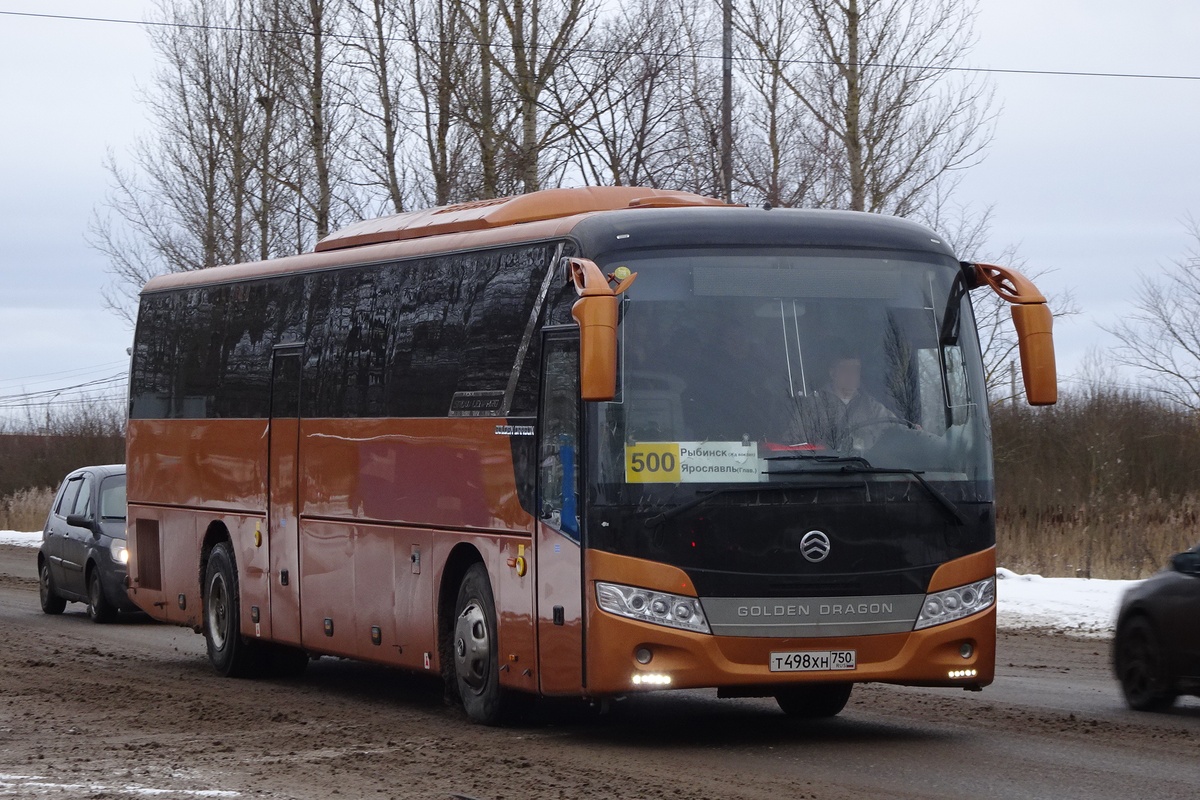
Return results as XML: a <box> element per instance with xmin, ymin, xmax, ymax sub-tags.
<box><xmin>966</xmin><ymin>262</ymin><xmax>1058</xmax><ymax>406</ymax></box>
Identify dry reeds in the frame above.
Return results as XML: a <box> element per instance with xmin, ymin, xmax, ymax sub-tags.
<box><xmin>0</xmin><ymin>486</ymin><xmax>55</xmax><ymax>532</ymax></box>
<box><xmin>993</xmin><ymin>388</ymin><xmax>1200</xmax><ymax>579</ymax></box>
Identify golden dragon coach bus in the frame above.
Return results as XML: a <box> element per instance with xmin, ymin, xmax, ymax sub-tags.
<box><xmin>125</xmin><ymin>186</ymin><xmax>1056</xmax><ymax>724</ymax></box>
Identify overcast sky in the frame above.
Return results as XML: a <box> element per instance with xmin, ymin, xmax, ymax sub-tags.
<box><xmin>1</xmin><ymin>0</ymin><xmax>1198</xmax><ymax>414</ymax></box>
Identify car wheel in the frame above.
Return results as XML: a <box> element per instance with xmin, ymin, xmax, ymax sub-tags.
<box><xmin>453</xmin><ymin>563</ymin><xmax>507</xmax><ymax>725</ymax></box>
<box><xmin>87</xmin><ymin>568</ymin><xmax>117</xmax><ymax>623</ymax></box>
<box><xmin>203</xmin><ymin>542</ymin><xmax>263</xmax><ymax>678</ymax></box>
<box><xmin>39</xmin><ymin>560</ymin><xmax>66</xmax><ymax>615</ymax></box>
<box><xmin>1116</xmin><ymin>616</ymin><xmax>1176</xmax><ymax>711</ymax></box>
<box><xmin>775</xmin><ymin>683</ymin><xmax>854</xmax><ymax>718</ymax></box>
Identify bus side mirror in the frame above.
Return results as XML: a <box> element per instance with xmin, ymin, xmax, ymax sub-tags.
<box><xmin>970</xmin><ymin>262</ymin><xmax>1058</xmax><ymax>406</ymax></box>
<box><xmin>566</xmin><ymin>257</ymin><xmax>636</xmax><ymax>402</ymax></box>
<box><xmin>1011</xmin><ymin>303</ymin><xmax>1057</xmax><ymax>405</ymax></box>
<box><xmin>572</xmin><ymin>294</ymin><xmax>619</xmax><ymax>400</ymax></box>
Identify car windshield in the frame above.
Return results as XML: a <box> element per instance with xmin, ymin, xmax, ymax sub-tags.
<box><xmin>589</xmin><ymin>247</ymin><xmax>992</xmax><ymax>502</ymax></box>
<box><xmin>100</xmin><ymin>475</ymin><xmax>127</xmax><ymax>520</ymax></box>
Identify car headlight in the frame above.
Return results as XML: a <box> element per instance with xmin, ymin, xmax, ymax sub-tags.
<box><xmin>110</xmin><ymin>540</ymin><xmax>130</xmax><ymax>565</ymax></box>
<box><xmin>595</xmin><ymin>581</ymin><xmax>710</xmax><ymax>634</ymax></box>
<box><xmin>914</xmin><ymin>577</ymin><xmax>994</xmax><ymax>630</ymax></box>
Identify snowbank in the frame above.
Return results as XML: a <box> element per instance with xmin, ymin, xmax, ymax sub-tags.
<box><xmin>994</xmin><ymin>567</ymin><xmax>1136</xmax><ymax>638</ymax></box>
<box><xmin>0</xmin><ymin>530</ymin><xmax>41</xmax><ymax>547</ymax></box>
<box><xmin>0</xmin><ymin>530</ymin><xmax>1137</xmax><ymax>637</ymax></box>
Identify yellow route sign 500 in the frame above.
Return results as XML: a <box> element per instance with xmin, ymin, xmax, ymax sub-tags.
<box><xmin>624</xmin><ymin>442</ymin><xmax>681</xmax><ymax>483</ymax></box>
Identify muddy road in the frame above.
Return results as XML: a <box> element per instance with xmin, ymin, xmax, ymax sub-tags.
<box><xmin>1</xmin><ymin>543</ymin><xmax>1196</xmax><ymax>799</ymax></box>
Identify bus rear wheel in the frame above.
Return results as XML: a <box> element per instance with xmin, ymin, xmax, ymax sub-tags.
<box><xmin>453</xmin><ymin>563</ymin><xmax>505</xmax><ymax>725</ymax></box>
<box><xmin>204</xmin><ymin>542</ymin><xmax>262</xmax><ymax>678</ymax></box>
<box><xmin>775</xmin><ymin>683</ymin><xmax>853</xmax><ymax>719</ymax></box>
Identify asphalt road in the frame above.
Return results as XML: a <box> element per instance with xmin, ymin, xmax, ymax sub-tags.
<box><xmin>1</xmin><ymin>543</ymin><xmax>1196</xmax><ymax>799</ymax></box>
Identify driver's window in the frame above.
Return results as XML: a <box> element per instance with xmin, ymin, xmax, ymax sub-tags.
<box><xmin>539</xmin><ymin>336</ymin><xmax>581</xmax><ymax>540</ymax></box>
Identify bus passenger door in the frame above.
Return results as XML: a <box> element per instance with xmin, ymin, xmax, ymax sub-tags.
<box><xmin>535</xmin><ymin>332</ymin><xmax>585</xmax><ymax>695</ymax></box>
<box><xmin>268</xmin><ymin>346</ymin><xmax>303</xmax><ymax>646</ymax></box>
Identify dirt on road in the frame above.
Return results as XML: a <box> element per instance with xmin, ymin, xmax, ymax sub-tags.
<box><xmin>1</xmin><ymin>543</ymin><xmax>1197</xmax><ymax>800</ymax></box>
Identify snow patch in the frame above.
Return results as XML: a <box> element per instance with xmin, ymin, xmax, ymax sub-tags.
<box><xmin>995</xmin><ymin>567</ymin><xmax>1138</xmax><ymax>638</ymax></box>
<box><xmin>0</xmin><ymin>530</ymin><xmax>41</xmax><ymax>547</ymax></box>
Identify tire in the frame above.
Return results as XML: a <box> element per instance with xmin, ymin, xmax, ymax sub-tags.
<box><xmin>775</xmin><ymin>683</ymin><xmax>853</xmax><ymax>719</ymax></box>
<box><xmin>39</xmin><ymin>560</ymin><xmax>66</xmax><ymax>615</ymax></box>
<box><xmin>87</xmin><ymin>568</ymin><xmax>117</xmax><ymax>624</ymax></box>
<box><xmin>203</xmin><ymin>542</ymin><xmax>263</xmax><ymax>678</ymax></box>
<box><xmin>452</xmin><ymin>563</ymin><xmax>506</xmax><ymax>725</ymax></box>
<box><xmin>1115</xmin><ymin>616</ymin><xmax>1176</xmax><ymax>711</ymax></box>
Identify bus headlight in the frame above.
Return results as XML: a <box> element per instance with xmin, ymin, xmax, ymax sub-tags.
<box><xmin>110</xmin><ymin>540</ymin><xmax>130</xmax><ymax>565</ymax></box>
<box><xmin>914</xmin><ymin>577</ymin><xmax>994</xmax><ymax>630</ymax></box>
<box><xmin>596</xmin><ymin>582</ymin><xmax>710</xmax><ymax>634</ymax></box>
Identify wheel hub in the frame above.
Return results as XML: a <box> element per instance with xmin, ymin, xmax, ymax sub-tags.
<box><xmin>207</xmin><ymin>572</ymin><xmax>229</xmax><ymax>649</ymax></box>
<box><xmin>453</xmin><ymin>601</ymin><xmax>490</xmax><ymax>692</ymax></box>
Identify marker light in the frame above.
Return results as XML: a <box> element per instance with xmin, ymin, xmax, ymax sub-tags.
<box><xmin>596</xmin><ymin>582</ymin><xmax>710</xmax><ymax>633</ymax></box>
<box><xmin>914</xmin><ymin>577</ymin><xmax>995</xmax><ymax>630</ymax></box>
<box><xmin>631</xmin><ymin>673</ymin><xmax>672</xmax><ymax>686</ymax></box>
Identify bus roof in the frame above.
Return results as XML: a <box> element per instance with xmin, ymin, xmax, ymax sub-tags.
<box><xmin>138</xmin><ymin>187</ymin><xmax>955</xmax><ymax>295</ymax></box>
<box><xmin>314</xmin><ymin>186</ymin><xmax>728</xmax><ymax>252</ymax></box>
<box><xmin>141</xmin><ymin>187</ymin><xmax>727</xmax><ymax>294</ymax></box>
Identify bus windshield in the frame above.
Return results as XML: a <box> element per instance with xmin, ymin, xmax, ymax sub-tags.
<box><xmin>590</xmin><ymin>247</ymin><xmax>992</xmax><ymax>501</ymax></box>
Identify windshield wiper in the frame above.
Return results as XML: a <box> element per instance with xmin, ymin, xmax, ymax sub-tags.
<box><xmin>764</xmin><ymin>453</ymin><xmax>967</xmax><ymax>526</ymax></box>
<box><xmin>643</xmin><ymin>482</ymin><xmax>837</xmax><ymax>529</ymax></box>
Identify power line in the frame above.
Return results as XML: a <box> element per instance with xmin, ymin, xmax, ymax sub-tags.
<box><xmin>4</xmin><ymin>8</ymin><xmax>1200</xmax><ymax>83</ymax></box>
<box><xmin>0</xmin><ymin>374</ymin><xmax>128</xmax><ymax>407</ymax></box>
<box><xmin>0</xmin><ymin>360</ymin><xmax>129</xmax><ymax>390</ymax></box>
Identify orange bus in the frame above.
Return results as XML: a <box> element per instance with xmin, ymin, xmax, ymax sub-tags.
<box><xmin>125</xmin><ymin>186</ymin><xmax>1056</xmax><ymax>723</ymax></box>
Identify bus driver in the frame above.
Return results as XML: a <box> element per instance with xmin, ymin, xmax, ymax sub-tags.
<box><xmin>798</xmin><ymin>346</ymin><xmax>903</xmax><ymax>451</ymax></box>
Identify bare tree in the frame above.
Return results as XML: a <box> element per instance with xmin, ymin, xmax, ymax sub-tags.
<box><xmin>1107</xmin><ymin>218</ymin><xmax>1200</xmax><ymax>410</ymax></box>
<box><xmin>91</xmin><ymin>0</ymin><xmax>244</xmax><ymax>320</ymax></box>
<box><xmin>464</xmin><ymin>0</ymin><xmax>596</xmax><ymax>194</ymax></box>
<box><xmin>344</xmin><ymin>0</ymin><xmax>411</xmax><ymax>214</ymax></box>
<box><xmin>738</xmin><ymin>0</ymin><xmax>995</xmax><ymax>216</ymax></box>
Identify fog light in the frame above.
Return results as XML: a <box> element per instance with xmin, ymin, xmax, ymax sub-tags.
<box><xmin>948</xmin><ymin>668</ymin><xmax>977</xmax><ymax>679</ymax></box>
<box><xmin>635</xmin><ymin>647</ymin><xmax>653</xmax><ymax>665</ymax></box>
<box><xmin>959</xmin><ymin>642</ymin><xmax>974</xmax><ymax>659</ymax></box>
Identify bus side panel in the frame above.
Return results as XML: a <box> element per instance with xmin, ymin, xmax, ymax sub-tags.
<box><xmin>127</xmin><ymin>419</ymin><xmax>269</xmax><ymax>512</ymax></box>
<box><xmin>126</xmin><ymin>504</ymin><xmax>201</xmax><ymax>628</ymax></box>
<box><xmin>492</xmin><ymin>536</ymin><xmax>537</xmax><ymax>694</ymax></box>
<box><xmin>299</xmin><ymin>418</ymin><xmax>534</xmax><ymax>533</ymax></box>
<box><xmin>298</xmin><ymin>519</ymin><xmax>436</xmax><ymax>669</ymax></box>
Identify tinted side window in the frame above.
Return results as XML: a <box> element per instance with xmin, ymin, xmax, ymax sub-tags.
<box><xmin>70</xmin><ymin>476</ymin><xmax>93</xmax><ymax>517</ymax></box>
<box><xmin>55</xmin><ymin>478</ymin><xmax>82</xmax><ymax>517</ymax></box>
<box><xmin>130</xmin><ymin>278</ymin><xmax>301</xmax><ymax>419</ymax></box>
<box><xmin>306</xmin><ymin>244</ymin><xmax>558</xmax><ymax>418</ymax></box>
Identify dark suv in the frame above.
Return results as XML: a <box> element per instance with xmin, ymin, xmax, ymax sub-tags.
<box><xmin>38</xmin><ymin>465</ymin><xmax>137</xmax><ymax>622</ymax></box>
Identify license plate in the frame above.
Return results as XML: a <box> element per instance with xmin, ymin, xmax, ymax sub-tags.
<box><xmin>769</xmin><ymin>650</ymin><xmax>857</xmax><ymax>672</ymax></box>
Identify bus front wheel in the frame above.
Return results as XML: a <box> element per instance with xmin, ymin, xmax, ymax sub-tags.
<box><xmin>453</xmin><ymin>563</ymin><xmax>504</xmax><ymax>725</ymax></box>
<box><xmin>204</xmin><ymin>542</ymin><xmax>262</xmax><ymax>678</ymax></box>
<box><xmin>775</xmin><ymin>683</ymin><xmax>853</xmax><ymax>718</ymax></box>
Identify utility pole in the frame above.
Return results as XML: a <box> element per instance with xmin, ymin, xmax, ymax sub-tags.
<box><xmin>721</xmin><ymin>0</ymin><xmax>733</xmax><ymax>203</ymax></box>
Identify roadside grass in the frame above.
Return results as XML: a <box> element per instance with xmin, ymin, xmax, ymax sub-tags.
<box><xmin>997</xmin><ymin>492</ymin><xmax>1200</xmax><ymax>579</ymax></box>
<box><xmin>0</xmin><ymin>486</ymin><xmax>54</xmax><ymax>531</ymax></box>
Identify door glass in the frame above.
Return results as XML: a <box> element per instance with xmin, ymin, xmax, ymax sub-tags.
<box><xmin>539</xmin><ymin>337</ymin><xmax>581</xmax><ymax>540</ymax></box>
<box><xmin>70</xmin><ymin>477</ymin><xmax>94</xmax><ymax>518</ymax></box>
<box><xmin>56</xmin><ymin>479</ymin><xmax>82</xmax><ymax>517</ymax></box>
